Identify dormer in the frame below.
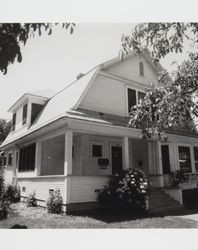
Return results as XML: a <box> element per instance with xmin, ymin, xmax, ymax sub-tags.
<box><xmin>8</xmin><ymin>89</ymin><xmax>56</xmax><ymax>132</ymax></box>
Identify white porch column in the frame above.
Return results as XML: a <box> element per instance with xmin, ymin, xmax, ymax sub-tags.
<box><xmin>122</xmin><ymin>136</ymin><xmax>130</xmax><ymax>169</ymax></box>
<box><xmin>35</xmin><ymin>141</ymin><xmax>41</xmax><ymax>176</ymax></box>
<box><xmin>64</xmin><ymin>130</ymin><xmax>73</xmax><ymax>176</ymax></box>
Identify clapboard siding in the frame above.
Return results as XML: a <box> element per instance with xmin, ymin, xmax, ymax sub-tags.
<box><xmin>80</xmin><ymin>75</ymin><xmax>126</xmax><ymax>116</ymax></box>
<box><xmin>17</xmin><ymin>176</ymin><xmax>66</xmax><ymax>203</ymax></box>
<box><xmin>105</xmin><ymin>55</ymin><xmax>158</xmax><ymax>85</ymax></box>
<box><xmin>4</xmin><ymin>167</ymin><xmax>13</xmax><ymax>185</ymax></box>
<box><xmin>70</xmin><ymin>176</ymin><xmax>109</xmax><ymax>203</ymax></box>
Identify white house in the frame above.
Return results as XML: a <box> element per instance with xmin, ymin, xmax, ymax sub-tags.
<box><xmin>1</xmin><ymin>50</ymin><xmax>198</xmax><ymax>212</ymax></box>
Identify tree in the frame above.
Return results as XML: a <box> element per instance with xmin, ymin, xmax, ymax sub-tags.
<box><xmin>122</xmin><ymin>23</ymin><xmax>198</xmax><ymax>140</ymax></box>
<box><xmin>0</xmin><ymin>23</ymin><xmax>75</xmax><ymax>74</ymax></box>
<box><xmin>0</xmin><ymin>119</ymin><xmax>11</xmax><ymax>145</ymax></box>
<box><xmin>121</xmin><ymin>23</ymin><xmax>198</xmax><ymax>62</ymax></box>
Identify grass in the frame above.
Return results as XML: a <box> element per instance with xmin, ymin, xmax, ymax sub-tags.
<box><xmin>0</xmin><ymin>203</ymin><xmax>198</xmax><ymax>229</ymax></box>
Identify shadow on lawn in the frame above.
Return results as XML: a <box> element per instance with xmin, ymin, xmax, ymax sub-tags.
<box><xmin>69</xmin><ymin>206</ymin><xmax>198</xmax><ymax>223</ymax></box>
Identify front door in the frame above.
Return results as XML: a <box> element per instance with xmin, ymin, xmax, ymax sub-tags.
<box><xmin>111</xmin><ymin>146</ymin><xmax>122</xmax><ymax>175</ymax></box>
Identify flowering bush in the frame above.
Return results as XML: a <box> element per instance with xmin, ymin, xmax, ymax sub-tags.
<box><xmin>98</xmin><ymin>168</ymin><xmax>149</xmax><ymax>212</ymax></box>
<box><xmin>26</xmin><ymin>192</ymin><xmax>37</xmax><ymax>207</ymax></box>
<box><xmin>47</xmin><ymin>188</ymin><xmax>63</xmax><ymax>214</ymax></box>
<box><xmin>4</xmin><ymin>185</ymin><xmax>20</xmax><ymax>203</ymax></box>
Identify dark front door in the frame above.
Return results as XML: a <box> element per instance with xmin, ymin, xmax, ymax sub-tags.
<box><xmin>111</xmin><ymin>146</ymin><xmax>122</xmax><ymax>175</ymax></box>
<box><xmin>161</xmin><ymin>145</ymin><xmax>171</xmax><ymax>174</ymax></box>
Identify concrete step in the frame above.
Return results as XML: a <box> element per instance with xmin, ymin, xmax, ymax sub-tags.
<box><xmin>149</xmin><ymin>188</ymin><xmax>182</xmax><ymax>212</ymax></box>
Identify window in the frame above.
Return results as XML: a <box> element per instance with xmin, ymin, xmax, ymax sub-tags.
<box><xmin>8</xmin><ymin>153</ymin><xmax>13</xmax><ymax>166</ymax></box>
<box><xmin>178</xmin><ymin>146</ymin><xmax>192</xmax><ymax>173</ymax></box>
<box><xmin>127</xmin><ymin>88</ymin><xmax>136</xmax><ymax>113</ymax></box>
<box><xmin>31</xmin><ymin>104</ymin><xmax>43</xmax><ymax>124</ymax></box>
<box><xmin>139</xmin><ymin>62</ymin><xmax>144</xmax><ymax>76</ymax></box>
<box><xmin>12</xmin><ymin>113</ymin><xmax>16</xmax><ymax>131</ymax></box>
<box><xmin>90</xmin><ymin>142</ymin><xmax>103</xmax><ymax>158</ymax></box>
<box><xmin>138</xmin><ymin>91</ymin><xmax>146</xmax><ymax>104</ymax></box>
<box><xmin>22</xmin><ymin>103</ymin><xmax>28</xmax><ymax>125</ymax></box>
<box><xmin>193</xmin><ymin>146</ymin><xmax>198</xmax><ymax>172</ymax></box>
<box><xmin>19</xmin><ymin>143</ymin><xmax>36</xmax><ymax>172</ymax></box>
<box><xmin>3</xmin><ymin>156</ymin><xmax>7</xmax><ymax>166</ymax></box>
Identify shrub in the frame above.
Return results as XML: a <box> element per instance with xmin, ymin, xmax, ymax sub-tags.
<box><xmin>168</xmin><ymin>170</ymin><xmax>187</xmax><ymax>187</ymax></box>
<box><xmin>0</xmin><ymin>169</ymin><xmax>5</xmax><ymax>199</ymax></box>
<box><xmin>47</xmin><ymin>188</ymin><xmax>63</xmax><ymax>214</ymax></box>
<box><xmin>4</xmin><ymin>185</ymin><xmax>20</xmax><ymax>203</ymax></box>
<box><xmin>98</xmin><ymin>168</ymin><xmax>149</xmax><ymax>212</ymax></box>
<box><xmin>0</xmin><ymin>200</ymin><xmax>10</xmax><ymax>220</ymax></box>
<box><xmin>26</xmin><ymin>192</ymin><xmax>37</xmax><ymax>207</ymax></box>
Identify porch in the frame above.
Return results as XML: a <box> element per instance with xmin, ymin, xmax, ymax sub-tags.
<box><xmin>15</xmin><ymin>128</ymin><xmax>150</xmax><ymax>209</ymax></box>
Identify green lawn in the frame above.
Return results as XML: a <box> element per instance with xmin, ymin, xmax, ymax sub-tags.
<box><xmin>0</xmin><ymin>203</ymin><xmax>198</xmax><ymax>229</ymax></box>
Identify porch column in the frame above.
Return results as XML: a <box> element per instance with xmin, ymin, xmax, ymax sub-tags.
<box><xmin>122</xmin><ymin>136</ymin><xmax>130</xmax><ymax>169</ymax></box>
<box><xmin>64</xmin><ymin>130</ymin><xmax>73</xmax><ymax>175</ymax></box>
<box><xmin>35</xmin><ymin>141</ymin><xmax>41</xmax><ymax>176</ymax></box>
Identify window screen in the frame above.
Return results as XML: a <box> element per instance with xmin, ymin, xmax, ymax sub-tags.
<box><xmin>178</xmin><ymin>146</ymin><xmax>192</xmax><ymax>173</ymax></box>
<box><xmin>127</xmin><ymin>88</ymin><xmax>136</xmax><ymax>113</ymax></box>
<box><xmin>92</xmin><ymin>145</ymin><xmax>102</xmax><ymax>157</ymax></box>
<box><xmin>41</xmin><ymin>135</ymin><xmax>65</xmax><ymax>175</ymax></box>
<box><xmin>19</xmin><ymin>143</ymin><xmax>36</xmax><ymax>172</ymax></box>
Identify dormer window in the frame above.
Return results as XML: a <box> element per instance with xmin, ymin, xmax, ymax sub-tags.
<box><xmin>139</xmin><ymin>62</ymin><xmax>144</xmax><ymax>76</ymax></box>
<box><xmin>12</xmin><ymin>113</ymin><xmax>16</xmax><ymax>131</ymax></box>
<box><xmin>22</xmin><ymin>103</ymin><xmax>28</xmax><ymax>125</ymax></box>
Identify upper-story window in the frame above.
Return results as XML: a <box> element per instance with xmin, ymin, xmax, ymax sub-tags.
<box><xmin>127</xmin><ymin>88</ymin><xmax>136</xmax><ymax>113</ymax></box>
<box><xmin>22</xmin><ymin>103</ymin><xmax>28</xmax><ymax>125</ymax></box>
<box><xmin>12</xmin><ymin>113</ymin><xmax>16</xmax><ymax>131</ymax></box>
<box><xmin>127</xmin><ymin>88</ymin><xmax>146</xmax><ymax>113</ymax></box>
<box><xmin>139</xmin><ymin>62</ymin><xmax>144</xmax><ymax>76</ymax></box>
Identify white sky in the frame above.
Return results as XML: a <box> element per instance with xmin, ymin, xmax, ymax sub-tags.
<box><xmin>0</xmin><ymin>23</ymin><xmax>193</xmax><ymax>120</ymax></box>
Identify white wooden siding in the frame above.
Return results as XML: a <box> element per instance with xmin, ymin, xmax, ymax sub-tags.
<box><xmin>69</xmin><ymin>176</ymin><xmax>109</xmax><ymax>203</ymax></box>
<box><xmin>17</xmin><ymin>176</ymin><xmax>66</xmax><ymax>203</ymax></box>
<box><xmin>80</xmin><ymin>75</ymin><xmax>126</xmax><ymax>116</ymax></box>
<box><xmin>105</xmin><ymin>55</ymin><xmax>158</xmax><ymax>85</ymax></box>
<box><xmin>4</xmin><ymin>167</ymin><xmax>13</xmax><ymax>185</ymax></box>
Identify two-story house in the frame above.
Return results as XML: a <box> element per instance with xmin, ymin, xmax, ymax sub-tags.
<box><xmin>1</xmin><ymin>50</ymin><xmax>198</xmax><ymax>213</ymax></box>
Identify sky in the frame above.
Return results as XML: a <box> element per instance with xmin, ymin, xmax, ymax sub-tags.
<box><xmin>0</xmin><ymin>23</ymin><xmax>193</xmax><ymax>120</ymax></box>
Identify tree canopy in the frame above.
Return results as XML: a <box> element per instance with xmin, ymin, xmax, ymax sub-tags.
<box><xmin>0</xmin><ymin>119</ymin><xmax>11</xmax><ymax>145</ymax></box>
<box><xmin>123</xmin><ymin>23</ymin><xmax>198</xmax><ymax>140</ymax></box>
<box><xmin>0</xmin><ymin>23</ymin><xmax>75</xmax><ymax>74</ymax></box>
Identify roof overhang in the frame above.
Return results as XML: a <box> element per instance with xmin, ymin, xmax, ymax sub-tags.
<box><xmin>8</xmin><ymin>93</ymin><xmax>49</xmax><ymax>113</ymax></box>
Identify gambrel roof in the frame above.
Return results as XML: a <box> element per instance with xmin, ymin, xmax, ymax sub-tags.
<box><xmin>0</xmin><ymin>51</ymin><xmax>164</xmax><ymax>149</ymax></box>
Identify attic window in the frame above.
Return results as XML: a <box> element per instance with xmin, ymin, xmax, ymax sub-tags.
<box><xmin>139</xmin><ymin>62</ymin><xmax>144</xmax><ymax>76</ymax></box>
<box><xmin>22</xmin><ymin>103</ymin><xmax>28</xmax><ymax>125</ymax></box>
<box><xmin>12</xmin><ymin>113</ymin><xmax>16</xmax><ymax>131</ymax></box>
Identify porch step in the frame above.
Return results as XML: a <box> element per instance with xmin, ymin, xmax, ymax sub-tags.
<box><xmin>149</xmin><ymin>188</ymin><xmax>182</xmax><ymax>213</ymax></box>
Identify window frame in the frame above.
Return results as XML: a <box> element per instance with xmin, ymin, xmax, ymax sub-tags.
<box><xmin>90</xmin><ymin>141</ymin><xmax>103</xmax><ymax>158</ymax></box>
<box><xmin>178</xmin><ymin>144</ymin><xmax>193</xmax><ymax>174</ymax></box>
<box><xmin>12</xmin><ymin>112</ymin><xmax>16</xmax><ymax>131</ymax></box>
<box><xmin>18</xmin><ymin>143</ymin><xmax>36</xmax><ymax>172</ymax></box>
<box><xmin>126</xmin><ymin>87</ymin><xmax>146</xmax><ymax>116</ymax></box>
<box><xmin>22</xmin><ymin>103</ymin><xmax>28</xmax><ymax>125</ymax></box>
<box><xmin>8</xmin><ymin>152</ymin><xmax>13</xmax><ymax>166</ymax></box>
<box><xmin>139</xmin><ymin>61</ymin><xmax>144</xmax><ymax>77</ymax></box>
